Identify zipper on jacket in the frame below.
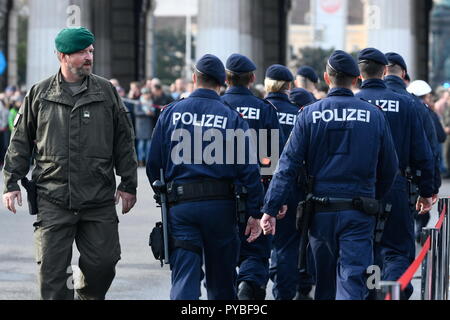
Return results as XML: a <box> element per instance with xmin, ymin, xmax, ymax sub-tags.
<box><xmin>68</xmin><ymin>108</ymin><xmax>72</xmax><ymax>210</ymax></box>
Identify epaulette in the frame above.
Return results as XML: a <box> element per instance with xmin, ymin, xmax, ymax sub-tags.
<box><xmin>161</xmin><ymin>98</ymin><xmax>184</xmax><ymax>112</ymax></box>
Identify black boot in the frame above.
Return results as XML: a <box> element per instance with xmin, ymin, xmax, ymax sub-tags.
<box><xmin>237</xmin><ymin>281</ymin><xmax>266</xmax><ymax>300</ymax></box>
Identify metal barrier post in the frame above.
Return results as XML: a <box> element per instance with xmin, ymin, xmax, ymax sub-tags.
<box><xmin>438</xmin><ymin>199</ymin><xmax>448</xmax><ymax>300</ymax></box>
<box><xmin>437</xmin><ymin>220</ymin><xmax>444</xmax><ymax>300</ymax></box>
<box><xmin>444</xmin><ymin>198</ymin><xmax>450</xmax><ymax>300</ymax></box>
<box><xmin>421</xmin><ymin>228</ymin><xmax>430</xmax><ymax>300</ymax></box>
<box><xmin>423</xmin><ymin>227</ymin><xmax>439</xmax><ymax>300</ymax></box>
<box><xmin>379</xmin><ymin>281</ymin><xmax>401</xmax><ymax>300</ymax></box>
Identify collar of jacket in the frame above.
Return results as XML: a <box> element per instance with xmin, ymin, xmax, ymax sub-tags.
<box><xmin>225</xmin><ymin>86</ymin><xmax>253</xmax><ymax>96</ymax></box>
<box><xmin>41</xmin><ymin>70</ymin><xmax>106</xmax><ymax>110</ymax></box>
<box><xmin>266</xmin><ymin>91</ymin><xmax>290</xmax><ymax>101</ymax></box>
<box><xmin>384</xmin><ymin>75</ymin><xmax>406</xmax><ymax>90</ymax></box>
<box><xmin>327</xmin><ymin>87</ymin><xmax>354</xmax><ymax>97</ymax></box>
<box><xmin>189</xmin><ymin>88</ymin><xmax>221</xmax><ymax>101</ymax></box>
<box><xmin>361</xmin><ymin>78</ymin><xmax>387</xmax><ymax>89</ymax></box>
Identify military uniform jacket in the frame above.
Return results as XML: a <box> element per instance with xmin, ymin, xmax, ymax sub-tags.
<box><xmin>385</xmin><ymin>75</ymin><xmax>440</xmax><ymax>194</ymax></box>
<box><xmin>3</xmin><ymin>71</ymin><xmax>138</xmax><ymax>210</ymax></box>
<box><xmin>356</xmin><ymin>79</ymin><xmax>434</xmax><ymax>197</ymax></box>
<box><xmin>262</xmin><ymin>88</ymin><xmax>398</xmax><ymax>216</ymax></box>
<box><xmin>146</xmin><ymin>88</ymin><xmax>264</xmax><ymax>218</ymax></box>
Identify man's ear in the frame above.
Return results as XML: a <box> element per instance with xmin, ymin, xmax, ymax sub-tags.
<box><xmin>351</xmin><ymin>76</ymin><xmax>359</xmax><ymax>87</ymax></box>
<box><xmin>250</xmin><ymin>73</ymin><xmax>256</xmax><ymax>85</ymax></box>
<box><xmin>192</xmin><ymin>73</ymin><xmax>196</xmax><ymax>85</ymax></box>
<box><xmin>324</xmin><ymin>72</ymin><xmax>331</xmax><ymax>86</ymax></box>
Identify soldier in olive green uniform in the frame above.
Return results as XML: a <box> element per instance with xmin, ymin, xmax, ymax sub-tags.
<box><xmin>2</xmin><ymin>27</ymin><xmax>138</xmax><ymax>300</ymax></box>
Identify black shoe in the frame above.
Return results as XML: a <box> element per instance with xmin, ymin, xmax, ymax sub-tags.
<box><xmin>237</xmin><ymin>281</ymin><xmax>266</xmax><ymax>300</ymax></box>
<box><xmin>294</xmin><ymin>291</ymin><xmax>313</xmax><ymax>300</ymax></box>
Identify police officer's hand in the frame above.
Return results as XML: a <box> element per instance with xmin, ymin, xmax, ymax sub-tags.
<box><xmin>3</xmin><ymin>191</ymin><xmax>22</xmax><ymax>214</ymax></box>
<box><xmin>276</xmin><ymin>205</ymin><xmax>288</xmax><ymax>220</ymax></box>
<box><xmin>432</xmin><ymin>194</ymin><xmax>439</xmax><ymax>205</ymax></box>
<box><xmin>115</xmin><ymin>190</ymin><xmax>137</xmax><ymax>214</ymax></box>
<box><xmin>260</xmin><ymin>213</ymin><xmax>276</xmax><ymax>235</ymax></box>
<box><xmin>416</xmin><ymin>196</ymin><xmax>433</xmax><ymax>215</ymax></box>
<box><xmin>245</xmin><ymin>217</ymin><xmax>262</xmax><ymax>243</ymax></box>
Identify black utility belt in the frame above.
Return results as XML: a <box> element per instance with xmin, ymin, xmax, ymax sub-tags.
<box><xmin>313</xmin><ymin>197</ymin><xmax>379</xmax><ymax>216</ymax></box>
<box><xmin>166</xmin><ymin>179</ymin><xmax>235</xmax><ymax>205</ymax></box>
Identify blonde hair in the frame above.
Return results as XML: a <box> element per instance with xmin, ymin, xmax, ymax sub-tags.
<box><xmin>264</xmin><ymin>78</ymin><xmax>290</xmax><ymax>93</ymax></box>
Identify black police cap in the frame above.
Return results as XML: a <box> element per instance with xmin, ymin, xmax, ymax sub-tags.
<box><xmin>385</xmin><ymin>52</ymin><xmax>407</xmax><ymax>72</ymax></box>
<box><xmin>289</xmin><ymin>88</ymin><xmax>316</xmax><ymax>107</ymax></box>
<box><xmin>265</xmin><ymin>64</ymin><xmax>294</xmax><ymax>82</ymax></box>
<box><xmin>296</xmin><ymin>66</ymin><xmax>319</xmax><ymax>83</ymax></box>
<box><xmin>195</xmin><ymin>54</ymin><xmax>226</xmax><ymax>86</ymax></box>
<box><xmin>358</xmin><ymin>47</ymin><xmax>388</xmax><ymax>65</ymax></box>
<box><xmin>226</xmin><ymin>53</ymin><xmax>256</xmax><ymax>74</ymax></box>
<box><xmin>327</xmin><ymin>50</ymin><xmax>360</xmax><ymax>77</ymax></box>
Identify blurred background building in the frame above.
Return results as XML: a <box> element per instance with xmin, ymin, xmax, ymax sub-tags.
<box><xmin>0</xmin><ymin>0</ymin><xmax>447</xmax><ymax>90</ymax></box>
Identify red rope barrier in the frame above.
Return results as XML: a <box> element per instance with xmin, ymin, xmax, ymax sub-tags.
<box><xmin>435</xmin><ymin>204</ymin><xmax>447</xmax><ymax>230</ymax></box>
<box><xmin>383</xmin><ymin>202</ymin><xmax>447</xmax><ymax>299</ymax></box>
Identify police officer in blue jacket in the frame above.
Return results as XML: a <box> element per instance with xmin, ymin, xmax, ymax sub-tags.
<box><xmin>355</xmin><ymin>48</ymin><xmax>434</xmax><ymax>299</ymax></box>
<box><xmin>384</xmin><ymin>52</ymin><xmax>440</xmax><ymax>203</ymax></box>
<box><xmin>260</xmin><ymin>50</ymin><xmax>399</xmax><ymax>300</ymax></box>
<box><xmin>265</xmin><ymin>65</ymin><xmax>298</xmax><ymax>142</ymax></box>
<box><xmin>268</xmin><ymin>87</ymin><xmax>318</xmax><ymax>300</ymax></box>
<box><xmin>264</xmin><ymin>65</ymin><xmax>313</xmax><ymax>299</ymax></box>
<box><xmin>146</xmin><ymin>54</ymin><xmax>264</xmax><ymax>300</ymax></box>
<box><xmin>221</xmin><ymin>53</ymin><xmax>283</xmax><ymax>300</ymax></box>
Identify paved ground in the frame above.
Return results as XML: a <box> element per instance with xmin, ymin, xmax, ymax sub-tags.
<box><xmin>0</xmin><ymin>168</ymin><xmax>448</xmax><ymax>300</ymax></box>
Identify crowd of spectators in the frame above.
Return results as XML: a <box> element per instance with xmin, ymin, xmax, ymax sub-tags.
<box><xmin>0</xmin><ymin>86</ymin><xmax>25</xmax><ymax>169</ymax></box>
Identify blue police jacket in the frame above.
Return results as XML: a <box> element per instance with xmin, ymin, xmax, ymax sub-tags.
<box><xmin>262</xmin><ymin>88</ymin><xmax>398</xmax><ymax>216</ymax></box>
<box><xmin>356</xmin><ymin>79</ymin><xmax>434</xmax><ymax>197</ymax></box>
<box><xmin>222</xmin><ymin>86</ymin><xmax>284</xmax><ymax>164</ymax></box>
<box><xmin>147</xmin><ymin>88</ymin><xmax>264</xmax><ymax>218</ymax></box>
<box><xmin>265</xmin><ymin>92</ymin><xmax>300</xmax><ymax>147</ymax></box>
<box><xmin>385</xmin><ymin>75</ymin><xmax>440</xmax><ymax>194</ymax></box>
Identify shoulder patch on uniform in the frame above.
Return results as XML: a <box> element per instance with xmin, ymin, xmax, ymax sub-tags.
<box><xmin>13</xmin><ymin>113</ymin><xmax>22</xmax><ymax>128</ymax></box>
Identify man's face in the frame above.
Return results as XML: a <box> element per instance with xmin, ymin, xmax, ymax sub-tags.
<box><xmin>64</xmin><ymin>44</ymin><xmax>94</xmax><ymax>78</ymax></box>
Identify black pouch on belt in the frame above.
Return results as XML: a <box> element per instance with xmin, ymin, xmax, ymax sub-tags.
<box><xmin>149</xmin><ymin>222</ymin><xmax>165</xmax><ymax>262</ymax></box>
<box><xmin>352</xmin><ymin>197</ymin><xmax>380</xmax><ymax>216</ymax></box>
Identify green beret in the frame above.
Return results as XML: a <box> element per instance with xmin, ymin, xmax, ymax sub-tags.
<box><xmin>55</xmin><ymin>27</ymin><xmax>95</xmax><ymax>54</ymax></box>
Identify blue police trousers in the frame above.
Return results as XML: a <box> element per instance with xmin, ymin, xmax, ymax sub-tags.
<box><xmin>237</xmin><ymin>223</ymin><xmax>271</xmax><ymax>288</ymax></box>
<box><xmin>375</xmin><ymin>179</ymin><xmax>415</xmax><ymax>299</ymax></box>
<box><xmin>309</xmin><ymin>210</ymin><xmax>375</xmax><ymax>300</ymax></box>
<box><xmin>169</xmin><ymin>199</ymin><xmax>240</xmax><ymax>300</ymax></box>
<box><xmin>269</xmin><ymin>188</ymin><xmax>314</xmax><ymax>300</ymax></box>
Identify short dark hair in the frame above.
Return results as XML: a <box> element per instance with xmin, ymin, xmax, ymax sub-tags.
<box><xmin>386</xmin><ymin>64</ymin><xmax>404</xmax><ymax>76</ymax></box>
<box><xmin>195</xmin><ymin>70</ymin><xmax>220</xmax><ymax>88</ymax></box>
<box><xmin>226</xmin><ymin>71</ymin><xmax>253</xmax><ymax>87</ymax></box>
<box><xmin>359</xmin><ymin>60</ymin><xmax>385</xmax><ymax>79</ymax></box>
<box><xmin>326</xmin><ymin>64</ymin><xmax>355</xmax><ymax>88</ymax></box>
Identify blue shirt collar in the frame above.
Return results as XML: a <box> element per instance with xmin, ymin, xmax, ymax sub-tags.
<box><xmin>225</xmin><ymin>86</ymin><xmax>253</xmax><ymax>96</ymax></box>
<box><xmin>361</xmin><ymin>78</ymin><xmax>387</xmax><ymax>89</ymax></box>
<box><xmin>266</xmin><ymin>91</ymin><xmax>290</xmax><ymax>101</ymax></box>
<box><xmin>327</xmin><ymin>87</ymin><xmax>354</xmax><ymax>97</ymax></box>
<box><xmin>189</xmin><ymin>88</ymin><xmax>221</xmax><ymax>101</ymax></box>
<box><xmin>384</xmin><ymin>75</ymin><xmax>406</xmax><ymax>90</ymax></box>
